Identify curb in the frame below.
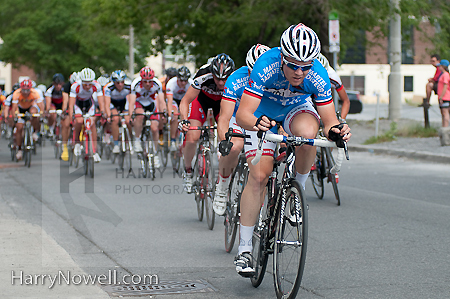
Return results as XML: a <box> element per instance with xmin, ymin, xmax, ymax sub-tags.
<box><xmin>349</xmin><ymin>144</ymin><xmax>450</xmax><ymax>164</ymax></box>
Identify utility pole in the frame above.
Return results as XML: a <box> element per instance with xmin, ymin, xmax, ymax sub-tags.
<box><xmin>329</xmin><ymin>11</ymin><xmax>340</xmax><ymax>112</ymax></box>
<box><xmin>129</xmin><ymin>25</ymin><xmax>134</xmax><ymax>76</ymax></box>
<box><xmin>389</xmin><ymin>0</ymin><xmax>402</xmax><ymax>120</ymax></box>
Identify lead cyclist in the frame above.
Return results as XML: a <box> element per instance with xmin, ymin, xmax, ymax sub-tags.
<box><xmin>234</xmin><ymin>23</ymin><xmax>351</xmax><ymax>276</ymax></box>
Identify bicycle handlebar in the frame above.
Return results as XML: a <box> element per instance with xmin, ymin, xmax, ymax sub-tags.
<box><xmin>188</xmin><ymin>125</ymin><xmax>217</xmax><ymax>130</ymax></box>
<box><xmin>252</xmin><ymin>132</ymin><xmax>347</xmax><ymax>173</ymax></box>
<box><xmin>73</xmin><ymin>113</ymin><xmax>102</xmax><ymax>118</ymax></box>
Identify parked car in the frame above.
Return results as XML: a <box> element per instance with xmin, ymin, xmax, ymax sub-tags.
<box><xmin>339</xmin><ymin>90</ymin><xmax>363</xmax><ymax>114</ymax></box>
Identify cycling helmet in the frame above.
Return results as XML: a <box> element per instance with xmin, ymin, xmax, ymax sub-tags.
<box><xmin>69</xmin><ymin>72</ymin><xmax>80</xmax><ymax>84</ymax></box>
<box><xmin>97</xmin><ymin>75</ymin><xmax>110</xmax><ymax>87</ymax></box>
<box><xmin>177</xmin><ymin>66</ymin><xmax>191</xmax><ymax>81</ymax></box>
<box><xmin>317</xmin><ymin>53</ymin><xmax>330</xmax><ymax>70</ymax></box>
<box><xmin>20</xmin><ymin>79</ymin><xmax>33</xmax><ymax>89</ymax></box>
<box><xmin>280</xmin><ymin>23</ymin><xmax>321</xmax><ymax>62</ymax></box>
<box><xmin>37</xmin><ymin>84</ymin><xmax>47</xmax><ymax>93</ymax></box>
<box><xmin>52</xmin><ymin>73</ymin><xmax>65</xmax><ymax>83</ymax></box>
<box><xmin>165</xmin><ymin>67</ymin><xmax>178</xmax><ymax>79</ymax></box>
<box><xmin>210</xmin><ymin>53</ymin><xmax>235</xmax><ymax>79</ymax></box>
<box><xmin>246</xmin><ymin>44</ymin><xmax>271</xmax><ymax>71</ymax></box>
<box><xmin>140</xmin><ymin>66</ymin><xmax>155</xmax><ymax>80</ymax></box>
<box><xmin>111</xmin><ymin>70</ymin><xmax>127</xmax><ymax>82</ymax></box>
<box><xmin>79</xmin><ymin>68</ymin><xmax>96</xmax><ymax>82</ymax></box>
<box><xmin>31</xmin><ymin>80</ymin><xmax>37</xmax><ymax>88</ymax></box>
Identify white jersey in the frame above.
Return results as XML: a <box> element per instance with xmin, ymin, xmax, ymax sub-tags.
<box><xmin>131</xmin><ymin>78</ymin><xmax>163</xmax><ymax>107</ymax></box>
<box><xmin>166</xmin><ymin>77</ymin><xmax>192</xmax><ymax>102</ymax></box>
<box><xmin>104</xmin><ymin>82</ymin><xmax>131</xmax><ymax>100</ymax></box>
<box><xmin>327</xmin><ymin>66</ymin><xmax>343</xmax><ymax>91</ymax></box>
<box><xmin>70</xmin><ymin>81</ymin><xmax>103</xmax><ymax>102</ymax></box>
<box><xmin>4</xmin><ymin>94</ymin><xmax>13</xmax><ymax>106</ymax></box>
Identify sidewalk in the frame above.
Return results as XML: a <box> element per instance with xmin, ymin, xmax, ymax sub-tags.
<box><xmin>347</xmin><ymin>104</ymin><xmax>450</xmax><ymax>164</ymax></box>
<box><xmin>0</xmin><ymin>200</ymin><xmax>110</xmax><ymax>299</ymax></box>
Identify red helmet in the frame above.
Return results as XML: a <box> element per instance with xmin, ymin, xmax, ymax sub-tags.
<box><xmin>140</xmin><ymin>66</ymin><xmax>155</xmax><ymax>80</ymax></box>
<box><xmin>20</xmin><ymin>79</ymin><xmax>33</xmax><ymax>89</ymax></box>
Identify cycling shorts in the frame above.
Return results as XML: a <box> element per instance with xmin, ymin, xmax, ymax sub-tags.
<box><xmin>17</xmin><ymin>105</ymin><xmax>40</xmax><ymax>124</ymax></box>
<box><xmin>110</xmin><ymin>98</ymin><xmax>127</xmax><ymax>113</ymax></box>
<box><xmin>254</xmin><ymin>99</ymin><xmax>319</xmax><ymax>136</ymax></box>
<box><xmin>188</xmin><ymin>97</ymin><xmax>220</xmax><ymax>124</ymax></box>
<box><xmin>74</xmin><ymin>98</ymin><xmax>95</xmax><ymax>116</ymax></box>
<box><xmin>135</xmin><ymin>101</ymin><xmax>160</xmax><ymax>120</ymax></box>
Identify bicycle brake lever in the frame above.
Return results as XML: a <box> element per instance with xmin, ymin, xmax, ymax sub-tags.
<box><xmin>343</xmin><ymin>141</ymin><xmax>349</xmax><ymax>160</ymax></box>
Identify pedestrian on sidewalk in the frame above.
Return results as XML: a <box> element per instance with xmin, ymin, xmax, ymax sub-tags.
<box><xmin>437</xmin><ymin>59</ymin><xmax>450</xmax><ymax>127</ymax></box>
<box><xmin>426</xmin><ymin>54</ymin><xmax>441</xmax><ymax>105</ymax></box>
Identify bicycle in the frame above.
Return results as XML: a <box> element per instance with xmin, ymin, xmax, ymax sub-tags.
<box><xmin>135</xmin><ymin>111</ymin><xmax>165</xmax><ymax>179</ymax></box>
<box><xmin>169</xmin><ymin>112</ymin><xmax>183</xmax><ymax>174</ymax></box>
<box><xmin>250</xmin><ymin>131</ymin><xmax>347</xmax><ymax>298</ymax></box>
<box><xmin>159</xmin><ymin>113</ymin><xmax>170</xmax><ymax>168</ymax></box>
<box><xmin>310</xmin><ymin>125</ymin><xmax>347</xmax><ymax>206</ymax></box>
<box><xmin>223</xmin><ymin>128</ymin><xmax>249</xmax><ymax>253</ymax></box>
<box><xmin>15</xmin><ymin>112</ymin><xmax>41</xmax><ymax>167</ymax></box>
<box><xmin>189</xmin><ymin>125</ymin><xmax>216</xmax><ymax>230</ymax></box>
<box><xmin>48</xmin><ymin>109</ymin><xmax>63</xmax><ymax>159</ymax></box>
<box><xmin>111</xmin><ymin>112</ymin><xmax>133</xmax><ymax>172</ymax></box>
<box><xmin>72</xmin><ymin>112</ymin><xmax>101</xmax><ymax>178</ymax></box>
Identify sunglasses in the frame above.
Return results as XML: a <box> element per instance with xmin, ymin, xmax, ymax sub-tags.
<box><xmin>282</xmin><ymin>57</ymin><xmax>313</xmax><ymax>72</ymax></box>
<box><xmin>82</xmin><ymin>81</ymin><xmax>93</xmax><ymax>85</ymax></box>
<box><xmin>142</xmin><ymin>80</ymin><xmax>152</xmax><ymax>83</ymax></box>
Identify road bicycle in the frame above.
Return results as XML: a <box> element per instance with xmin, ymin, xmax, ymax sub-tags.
<box><xmin>189</xmin><ymin>125</ymin><xmax>216</xmax><ymax>230</ymax></box>
<box><xmin>111</xmin><ymin>112</ymin><xmax>133</xmax><ymax>172</ymax></box>
<box><xmin>159</xmin><ymin>114</ymin><xmax>170</xmax><ymax>168</ymax></box>
<box><xmin>310</xmin><ymin>124</ymin><xmax>348</xmax><ymax>206</ymax></box>
<box><xmin>135</xmin><ymin>111</ymin><xmax>165</xmax><ymax>179</ymax></box>
<box><xmin>169</xmin><ymin>112</ymin><xmax>183</xmax><ymax>174</ymax></box>
<box><xmin>251</xmin><ymin>131</ymin><xmax>347</xmax><ymax>298</ymax></box>
<box><xmin>223</xmin><ymin>128</ymin><xmax>249</xmax><ymax>253</ymax></box>
<box><xmin>15</xmin><ymin>112</ymin><xmax>41</xmax><ymax>167</ymax></box>
<box><xmin>72</xmin><ymin>112</ymin><xmax>101</xmax><ymax>178</ymax></box>
<box><xmin>48</xmin><ymin>109</ymin><xmax>63</xmax><ymax>159</ymax></box>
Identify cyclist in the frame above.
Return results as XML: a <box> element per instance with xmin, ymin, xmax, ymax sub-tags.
<box><xmin>104</xmin><ymin>70</ymin><xmax>132</xmax><ymax>154</ymax></box>
<box><xmin>10</xmin><ymin>79</ymin><xmax>44</xmax><ymax>160</ymax></box>
<box><xmin>44</xmin><ymin>73</ymin><xmax>66</xmax><ymax>138</ymax></box>
<box><xmin>317</xmin><ymin>53</ymin><xmax>350</xmax><ymax>120</ymax></box>
<box><xmin>128</xmin><ymin>66</ymin><xmax>165</xmax><ymax>168</ymax></box>
<box><xmin>97</xmin><ymin>74</ymin><xmax>110</xmax><ymax>89</ymax></box>
<box><xmin>234</xmin><ymin>23</ymin><xmax>351</xmax><ymax>276</ymax></box>
<box><xmin>2</xmin><ymin>83</ymin><xmax>21</xmax><ymax>139</ymax></box>
<box><xmin>179</xmin><ymin>53</ymin><xmax>235</xmax><ymax>193</ymax></box>
<box><xmin>60</xmin><ymin>72</ymin><xmax>80</xmax><ymax>161</ymax></box>
<box><xmin>158</xmin><ymin>67</ymin><xmax>178</xmax><ymax>145</ymax></box>
<box><xmin>166</xmin><ymin>66</ymin><xmax>192</xmax><ymax>151</ymax></box>
<box><xmin>69</xmin><ymin>67</ymin><xmax>103</xmax><ymax>162</ymax></box>
<box><xmin>213</xmin><ymin>44</ymin><xmax>270</xmax><ymax>215</ymax></box>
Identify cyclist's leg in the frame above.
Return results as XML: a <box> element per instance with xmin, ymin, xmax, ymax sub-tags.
<box><xmin>170</xmin><ymin>102</ymin><xmax>179</xmax><ymax>140</ymax></box>
<box><xmin>60</xmin><ymin>110</ymin><xmax>71</xmax><ymax>161</ymax></box>
<box><xmin>110</xmin><ymin>107</ymin><xmax>120</xmax><ymax>144</ymax></box>
<box><xmin>183</xmin><ymin>98</ymin><xmax>205</xmax><ymax>170</ymax></box>
<box><xmin>133</xmin><ymin>105</ymin><xmax>144</xmax><ymax>139</ymax></box>
<box><xmin>30</xmin><ymin>106</ymin><xmax>40</xmax><ymax>133</ymax></box>
<box><xmin>283</xmin><ymin>102</ymin><xmax>320</xmax><ymax>190</ymax></box>
<box><xmin>48</xmin><ymin>103</ymin><xmax>57</xmax><ymax>128</ymax></box>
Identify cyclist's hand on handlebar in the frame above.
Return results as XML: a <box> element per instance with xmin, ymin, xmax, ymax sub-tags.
<box><xmin>253</xmin><ymin>115</ymin><xmax>276</xmax><ymax>132</ymax></box>
<box><xmin>328</xmin><ymin>123</ymin><xmax>351</xmax><ymax>148</ymax></box>
<box><xmin>179</xmin><ymin>119</ymin><xmax>190</xmax><ymax>132</ymax></box>
<box><xmin>218</xmin><ymin>140</ymin><xmax>233</xmax><ymax>156</ymax></box>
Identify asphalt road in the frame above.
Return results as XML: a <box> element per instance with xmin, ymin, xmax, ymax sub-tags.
<box><xmin>1</xmin><ymin>140</ymin><xmax>450</xmax><ymax>298</ymax></box>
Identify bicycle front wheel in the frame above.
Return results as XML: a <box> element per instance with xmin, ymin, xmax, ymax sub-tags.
<box><xmin>204</xmin><ymin>151</ymin><xmax>215</xmax><ymax>230</ymax></box>
<box><xmin>325</xmin><ymin>147</ymin><xmax>341</xmax><ymax>206</ymax></box>
<box><xmin>225</xmin><ymin>169</ymin><xmax>240</xmax><ymax>253</ymax></box>
<box><xmin>193</xmin><ymin>151</ymin><xmax>203</xmax><ymax>221</ymax></box>
<box><xmin>310</xmin><ymin>149</ymin><xmax>324</xmax><ymax>199</ymax></box>
<box><xmin>273</xmin><ymin>180</ymin><xmax>308</xmax><ymax>299</ymax></box>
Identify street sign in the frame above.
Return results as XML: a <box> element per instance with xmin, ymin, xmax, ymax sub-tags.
<box><xmin>329</xmin><ymin>11</ymin><xmax>340</xmax><ymax>53</ymax></box>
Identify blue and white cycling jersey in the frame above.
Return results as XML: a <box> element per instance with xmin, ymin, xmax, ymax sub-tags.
<box><xmin>243</xmin><ymin>47</ymin><xmax>332</xmax><ymax>123</ymax></box>
<box><xmin>222</xmin><ymin>66</ymin><xmax>250</xmax><ymax>117</ymax></box>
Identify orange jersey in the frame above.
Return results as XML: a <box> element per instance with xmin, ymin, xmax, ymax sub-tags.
<box><xmin>158</xmin><ymin>76</ymin><xmax>168</xmax><ymax>99</ymax></box>
<box><xmin>12</xmin><ymin>88</ymin><xmax>43</xmax><ymax>109</ymax></box>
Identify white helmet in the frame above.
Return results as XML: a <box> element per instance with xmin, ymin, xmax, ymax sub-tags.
<box><xmin>246</xmin><ymin>44</ymin><xmax>271</xmax><ymax>71</ymax></box>
<box><xmin>69</xmin><ymin>72</ymin><xmax>80</xmax><ymax>84</ymax></box>
<box><xmin>37</xmin><ymin>84</ymin><xmax>47</xmax><ymax>93</ymax></box>
<box><xmin>31</xmin><ymin>80</ymin><xmax>37</xmax><ymax>88</ymax></box>
<box><xmin>79</xmin><ymin>68</ymin><xmax>96</xmax><ymax>82</ymax></box>
<box><xmin>97</xmin><ymin>75</ymin><xmax>110</xmax><ymax>87</ymax></box>
<box><xmin>317</xmin><ymin>53</ymin><xmax>330</xmax><ymax>70</ymax></box>
<box><xmin>280</xmin><ymin>23</ymin><xmax>321</xmax><ymax>62</ymax></box>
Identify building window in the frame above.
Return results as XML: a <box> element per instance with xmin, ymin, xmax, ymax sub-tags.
<box><xmin>404</xmin><ymin>76</ymin><xmax>413</xmax><ymax>92</ymax></box>
<box><xmin>341</xmin><ymin>30</ymin><xmax>366</xmax><ymax>64</ymax></box>
<box><xmin>341</xmin><ymin>75</ymin><xmax>365</xmax><ymax>95</ymax></box>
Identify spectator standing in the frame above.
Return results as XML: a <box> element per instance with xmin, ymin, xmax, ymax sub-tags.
<box><xmin>437</xmin><ymin>59</ymin><xmax>450</xmax><ymax>127</ymax></box>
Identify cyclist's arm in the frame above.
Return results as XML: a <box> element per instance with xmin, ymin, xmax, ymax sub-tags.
<box><xmin>167</xmin><ymin>94</ymin><xmax>174</xmax><ymax>117</ymax></box>
<box><xmin>337</xmin><ymin>86</ymin><xmax>350</xmax><ymax>120</ymax></box>
<box><xmin>236</xmin><ymin>93</ymin><xmax>263</xmax><ymax>131</ymax></box>
<box><xmin>218</xmin><ymin>99</ymin><xmax>235</xmax><ymax>141</ymax></box>
<box><xmin>97</xmin><ymin>93</ymin><xmax>105</xmax><ymax>114</ymax></box>
<box><xmin>68</xmin><ymin>96</ymin><xmax>75</xmax><ymax>120</ymax></box>
<box><xmin>156</xmin><ymin>92</ymin><xmax>165</xmax><ymax>114</ymax></box>
<box><xmin>36</xmin><ymin>99</ymin><xmax>44</xmax><ymax>112</ymax></box>
<box><xmin>127</xmin><ymin>93</ymin><xmax>136</xmax><ymax>116</ymax></box>
<box><xmin>104</xmin><ymin>96</ymin><xmax>111</xmax><ymax>118</ymax></box>
<box><xmin>62</xmin><ymin>92</ymin><xmax>69</xmax><ymax>112</ymax></box>
<box><xmin>179</xmin><ymin>86</ymin><xmax>200</xmax><ymax>120</ymax></box>
<box><xmin>45</xmin><ymin>96</ymin><xmax>52</xmax><ymax>113</ymax></box>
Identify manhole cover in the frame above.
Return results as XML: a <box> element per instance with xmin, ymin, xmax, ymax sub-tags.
<box><xmin>102</xmin><ymin>279</ymin><xmax>216</xmax><ymax>296</ymax></box>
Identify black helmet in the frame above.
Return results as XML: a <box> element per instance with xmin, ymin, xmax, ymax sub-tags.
<box><xmin>52</xmin><ymin>73</ymin><xmax>65</xmax><ymax>84</ymax></box>
<box><xmin>165</xmin><ymin>67</ymin><xmax>178</xmax><ymax>79</ymax></box>
<box><xmin>177</xmin><ymin>66</ymin><xmax>191</xmax><ymax>81</ymax></box>
<box><xmin>210</xmin><ymin>53</ymin><xmax>235</xmax><ymax>79</ymax></box>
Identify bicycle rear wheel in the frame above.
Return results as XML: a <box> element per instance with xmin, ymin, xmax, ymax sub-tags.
<box><xmin>325</xmin><ymin>148</ymin><xmax>340</xmax><ymax>206</ymax></box>
<box><xmin>273</xmin><ymin>180</ymin><xmax>308</xmax><ymax>299</ymax></box>
<box><xmin>250</xmin><ymin>183</ymin><xmax>270</xmax><ymax>287</ymax></box>
<box><xmin>193</xmin><ymin>151</ymin><xmax>203</xmax><ymax>221</ymax></box>
<box><xmin>225</xmin><ymin>169</ymin><xmax>240</xmax><ymax>253</ymax></box>
<box><xmin>310</xmin><ymin>149</ymin><xmax>324</xmax><ymax>199</ymax></box>
<box><xmin>204</xmin><ymin>151</ymin><xmax>215</xmax><ymax>230</ymax></box>
<box><xmin>89</xmin><ymin>139</ymin><xmax>94</xmax><ymax>178</ymax></box>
